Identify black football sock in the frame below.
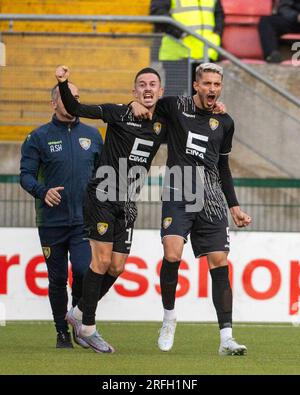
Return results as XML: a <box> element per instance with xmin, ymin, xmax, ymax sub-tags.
<box><xmin>79</xmin><ymin>267</ymin><xmax>104</xmax><ymax>326</ymax></box>
<box><xmin>71</xmin><ymin>275</ymin><xmax>82</xmax><ymax>307</ymax></box>
<box><xmin>210</xmin><ymin>266</ymin><xmax>232</xmax><ymax>329</ymax></box>
<box><xmin>160</xmin><ymin>258</ymin><xmax>180</xmax><ymax>310</ymax></box>
<box><xmin>98</xmin><ymin>273</ymin><xmax>118</xmax><ymax>301</ymax></box>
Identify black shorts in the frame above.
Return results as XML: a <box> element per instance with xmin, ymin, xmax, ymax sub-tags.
<box><xmin>161</xmin><ymin>201</ymin><xmax>230</xmax><ymax>258</ymax></box>
<box><xmin>83</xmin><ymin>190</ymin><xmax>134</xmax><ymax>254</ymax></box>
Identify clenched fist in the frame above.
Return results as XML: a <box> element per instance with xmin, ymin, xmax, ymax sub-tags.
<box><xmin>230</xmin><ymin>206</ymin><xmax>252</xmax><ymax>228</ymax></box>
<box><xmin>55</xmin><ymin>65</ymin><xmax>70</xmax><ymax>83</ymax></box>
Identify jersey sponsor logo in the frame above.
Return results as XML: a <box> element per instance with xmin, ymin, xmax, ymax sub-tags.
<box><xmin>182</xmin><ymin>112</ymin><xmax>195</xmax><ymax>118</ymax></box>
<box><xmin>163</xmin><ymin>217</ymin><xmax>172</xmax><ymax>229</ymax></box>
<box><xmin>48</xmin><ymin>140</ymin><xmax>62</xmax><ymax>153</ymax></box>
<box><xmin>97</xmin><ymin>222</ymin><xmax>108</xmax><ymax>236</ymax></box>
<box><xmin>129</xmin><ymin>138</ymin><xmax>154</xmax><ymax>163</ymax></box>
<box><xmin>186</xmin><ymin>131</ymin><xmax>208</xmax><ymax>159</ymax></box>
<box><xmin>126</xmin><ymin>122</ymin><xmax>142</xmax><ymax>128</ymax></box>
<box><xmin>42</xmin><ymin>247</ymin><xmax>51</xmax><ymax>259</ymax></box>
<box><xmin>79</xmin><ymin>138</ymin><xmax>91</xmax><ymax>150</ymax></box>
<box><xmin>209</xmin><ymin>118</ymin><xmax>219</xmax><ymax>131</ymax></box>
<box><xmin>153</xmin><ymin>122</ymin><xmax>162</xmax><ymax>135</ymax></box>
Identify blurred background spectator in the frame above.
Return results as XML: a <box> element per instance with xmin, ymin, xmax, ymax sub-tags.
<box><xmin>258</xmin><ymin>0</ymin><xmax>300</xmax><ymax>62</ymax></box>
<box><xmin>150</xmin><ymin>0</ymin><xmax>224</xmax><ymax>95</ymax></box>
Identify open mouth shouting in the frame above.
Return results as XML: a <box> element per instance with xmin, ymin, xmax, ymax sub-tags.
<box><xmin>206</xmin><ymin>93</ymin><xmax>216</xmax><ymax>107</ymax></box>
<box><xmin>143</xmin><ymin>91</ymin><xmax>154</xmax><ymax>106</ymax></box>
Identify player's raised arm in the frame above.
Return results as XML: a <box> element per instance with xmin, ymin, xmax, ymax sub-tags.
<box><xmin>55</xmin><ymin>65</ymin><xmax>104</xmax><ymax>119</ymax></box>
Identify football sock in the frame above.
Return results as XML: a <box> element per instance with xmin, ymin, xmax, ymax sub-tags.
<box><xmin>73</xmin><ymin>305</ymin><xmax>83</xmax><ymax>320</ymax></box>
<box><xmin>71</xmin><ymin>276</ymin><xmax>82</xmax><ymax>307</ymax></box>
<box><xmin>210</xmin><ymin>265</ymin><xmax>232</xmax><ymax>330</ymax></box>
<box><xmin>98</xmin><ymin>273</ymin><xmax>118</xmax><ymax>301</ymax></box>
<box><xmin>160</xmin><ymin>258</ymin><xmax>180</xmax><ymax>310</ymax></box>
<box><xmin>163</xmin><ymin>308</ymin><xmax>176</xmax><ymax>321</ymax></box>
<box><xmin>79</xmin><ymin>267</ymin><xmax>104</xmax><ymax>326</ymax></box>
<box><xmin>81</xmin><ymin>324</ymin><xmax>96</xmax><ymax>337</ymax></box>
<box><xmin>220</xmin><ymin>327</ymin><xmax>233</xmax><ymax>343</ymax></box>
<box><xmin>71</xmin><ymin>295</ymin><xmax>80</xmax><ymax>308</ymax></box>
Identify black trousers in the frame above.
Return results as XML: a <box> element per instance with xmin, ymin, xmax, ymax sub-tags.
<box><xmin>258</xmin><ymin>15</ymin><xmax>300</xmax><ymax>58</ymax></box>
<box><xmin>38</xmin><ymin>225</ymin><xmax>91</xmax><ymax>333</ymax></box>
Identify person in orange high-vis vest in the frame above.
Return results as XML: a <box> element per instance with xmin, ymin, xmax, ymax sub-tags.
<box><xmin>151</xmin><ymin>0</ymin><xmax>224</xmax><ymax>95</ymax></box>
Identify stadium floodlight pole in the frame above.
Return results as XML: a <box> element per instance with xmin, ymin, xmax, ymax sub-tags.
<box><xmin>1</xmin><ymin>13</ymin><xmax>300</xmax><ymax>107</ymax></box>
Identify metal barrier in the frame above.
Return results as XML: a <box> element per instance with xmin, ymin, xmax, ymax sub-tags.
<box><xmin>1</xmin><ymin>13</ymin><xmax>300</xmax><ymax>106</ymax></box>
<box><xmin>1</xmin><ymin>175</ymin><xmax>300</xmax><ymax>231</ymax></box>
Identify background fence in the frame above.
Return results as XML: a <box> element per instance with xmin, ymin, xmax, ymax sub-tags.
<box><xmin>1</xmin><ymin>175</ymin><xmax>300</xmax><ymax>231</ymax></box>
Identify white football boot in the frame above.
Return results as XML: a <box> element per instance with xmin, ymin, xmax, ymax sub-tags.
<box><xmin>158</xmin><ymin>319</ymin><xmax>177</xmax><ymax>352</ymax></box>
<box><xmin>219</xmin><ymin>338</ymin><xmax>247</xmax><ymax>356</ymax></box>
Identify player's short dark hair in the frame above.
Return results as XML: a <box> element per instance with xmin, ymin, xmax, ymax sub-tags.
<box><xmin>134</xmin><ymin>67</ymin><xmax>161</xmax><ymax>83</ymax></box>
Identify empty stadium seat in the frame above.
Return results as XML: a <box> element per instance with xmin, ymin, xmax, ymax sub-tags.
<box><xmin>222</xmin><ymin>25</ymin><xmax>264</xmax><ymax>59</ymax></box>
<box><xmin>281</xmin><ymin>33</ymin><xmax>300</xmax><ymax>41</ymax></box>
<box><xmin>222</xmin><ymin>0</ymin><xmax>273</xmax><ymax>19</ymax></box>
<box><xmin>221</xmin><ymin>0</ymin><xmax>273</xmax><ymax>60</ymax></box>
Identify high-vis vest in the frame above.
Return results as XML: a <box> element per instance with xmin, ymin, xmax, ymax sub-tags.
<box><xmin>159</xmin><ymin>0</ymin><xmax>220</xmax><ymax>61</ymax></box>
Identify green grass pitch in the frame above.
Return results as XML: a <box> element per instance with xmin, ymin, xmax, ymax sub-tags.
<box><xmin>1</xmin><ymin>321</ymin><xmax>300</xmax><ymax>375</ymax></box>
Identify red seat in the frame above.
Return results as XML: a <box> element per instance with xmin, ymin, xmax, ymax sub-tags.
<box><xmin>281</xmin><ymin>33</ymin><xmax>300</xmax><ymax>40</ymax></box>
<box><xmin>225</xmin><ymin>15</ymin><xmax>261</xmax><ymax>24</ymax></box>
<box><xmin>221</xmin><ymin>0</ymin><xmax>273</xmax><ymax>59</ymax></box>
<box><xmin>221</xmin><ymin>0</ymin><xmax>273</xmax><ymax>16</ymax></box>
<box><xmin>221</xmin><ymin>59</ymin><xmax>266</xmax><ymax>65</ymax></box>
<box><xmin>222</xmin><ymin>25</ymin><xmax>264</xmax><ymax>59</ymax></box>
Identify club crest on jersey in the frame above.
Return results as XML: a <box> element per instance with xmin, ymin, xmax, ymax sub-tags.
<box><xmin>209</xmin><ymin>118</ymin><xmax>219</xmax><ymax>131</ymax></box>
<box><xmin>163</xmin><ymin>217</ymin><xmax>172</xmax><ymax>229</ymax></box>
<box><xmin>42</xmin><ymin>247</ymin><xmax>51</xmax><ymax>259</ymax></box>
<box><xmin>97</xmin><ymin>222</ymin><xmax>108</xmax><ymax>235</ymax></box>
<box><xmin>153</xmin><ymin>122</ymin><xmax>162</xmax><ymax>135</ymax></box>
<box><xmin>79</xmin><ymin>138</ymin><xmax>91</xmax><ymax>150</ymax></box>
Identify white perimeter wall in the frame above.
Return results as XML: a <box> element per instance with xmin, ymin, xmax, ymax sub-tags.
<box><xmin>1</xmin><ymin>228</ymin><xmax>300</xmax><ymax>323</ymax></box>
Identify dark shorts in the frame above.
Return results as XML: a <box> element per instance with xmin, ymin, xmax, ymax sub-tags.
<box><xmin>161</xmin><ymin>201</ymin><xmax>230</xmax><ymax>258</ymax></box>
<box><xmin>83</xmin><ymin>190</ymin><xmax>134</xmax><ymax>254</ymax></box>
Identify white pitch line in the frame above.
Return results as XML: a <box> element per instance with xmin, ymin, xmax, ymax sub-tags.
<box><xmin>2</xmin><ymin>321</ymin><xmax>300</xmax><ymax>329</ymax></box>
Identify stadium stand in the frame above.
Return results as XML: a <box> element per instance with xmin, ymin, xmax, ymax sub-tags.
<box><xmin>0</xmin><ymin>0</ymin><xmax>151</xmax><ymax>33</ymax></box>
<box><xmin>221</xmin><ymin>0</ymin><xmax>273</xmax><ymax>60</ymax></box>
<box><xmin>0</xmin><ymin>0</ymin><xmax>151</xmax><ymax>141</ymax></box>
